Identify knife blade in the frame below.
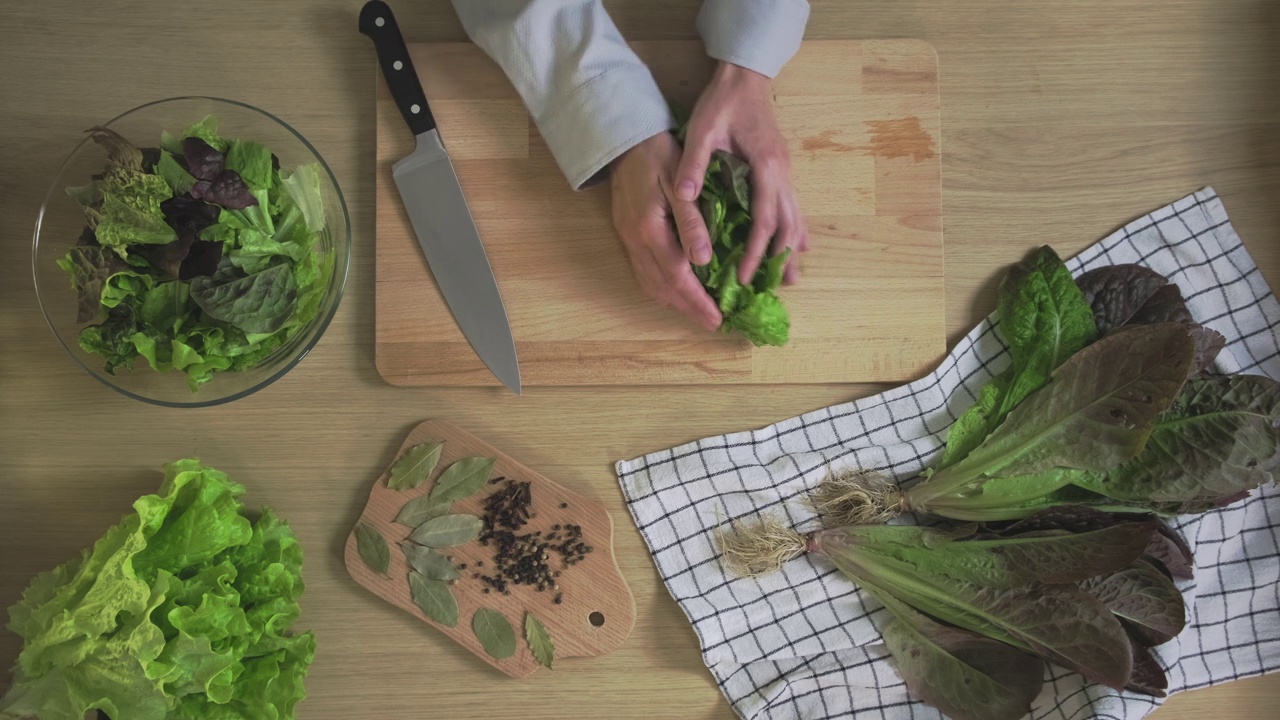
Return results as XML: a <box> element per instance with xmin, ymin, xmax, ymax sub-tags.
<box><xmin>360</xmin><ymin>0</ymin><xmax>521</xmax><ymax>394</ymax></box>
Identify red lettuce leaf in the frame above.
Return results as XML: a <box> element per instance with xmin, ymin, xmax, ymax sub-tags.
<box><xmin>873</xmin><ymin>588</ymin><xmax>1046</xmax><ymax>720</ymax></box>
<box><xmin>183</xmin><ymin>137</ymin><xmax>224</xmax><ymax>181</ymax></box>
<box><xmin>1126</xmin><ymin>636</ymin><xmax>1169</xmax><ymax>697</ymax></box>
<box><xmin>1130</xmin><ymin>284</ymin><xmax>1193</xmax><ymax>325</ymax></box>
<box><xmin>1075</xmin><ymin>264</ymin><xmax>1169</xmax><ymax>334</ymax></box>
<box><xmin>191</xmin><ymin>170</ymin><xmax>257</xmax><ymax>210</ymax></box>
<box><xmin>1081</xmin><ymin>559</ymin><xmax>1186</xmax><ymax>646</ymax></box>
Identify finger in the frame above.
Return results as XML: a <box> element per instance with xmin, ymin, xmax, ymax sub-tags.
<box><xmin>783</xmin><ymin>261</ymin><xmax>800</xmax><ymax>285</ymax></box>
<box><xmin>775</xmin><ymin>193</ymin><xmax>803</xmax><ymax>286</ymax></box>
<box><xmin>739</xmin><ymin>181</ymin><xmax>779</xmax><ymax>283</ymax></box>
<box><xmin>667</xmin><ymin>198</ymin><xmax>713</xmax><ymax>266</ymax></box>
<box><xmin>652</xmin><ymin>228</ymin><xmax>722</xmax><ymax>331</ymax></box>
<box><xmin>673</xmin><ymin>129</ymin><xmax>716</xmax><ymax>202</ymax></box>
<box><xmin>772</xmin><ymin>190</ymin><xmax>801</xmax><ymax>257</ymax></box>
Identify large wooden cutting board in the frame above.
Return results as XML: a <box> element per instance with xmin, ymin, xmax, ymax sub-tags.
<box><xmin>375</xmin><ymin>40</ymin><xmax>944</xmax><ymax>386</ymax></box>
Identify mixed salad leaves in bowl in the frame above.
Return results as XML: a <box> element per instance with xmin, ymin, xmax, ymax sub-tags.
<box><xmin>33</xmin><ymin>97</ymin><xmax>350</xmax><ymax>406</ymax></box>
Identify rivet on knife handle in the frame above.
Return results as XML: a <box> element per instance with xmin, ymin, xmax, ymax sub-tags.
<box><xmin>359</xmin><ymin>0</ymin><xmax>437</xmax><ymax>137</ymax></box>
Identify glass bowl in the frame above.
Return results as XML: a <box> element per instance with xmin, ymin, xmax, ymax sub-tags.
<box><xmin>33</xmin><ymin>97</ymin><xmax>350</xmax><ymax>407</ymax></box>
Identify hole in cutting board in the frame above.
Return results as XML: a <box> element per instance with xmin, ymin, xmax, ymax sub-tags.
<box><xmin>589</xmin><ymin>611</ymin><xmax>605</xmax><ymax>627</ymax></box>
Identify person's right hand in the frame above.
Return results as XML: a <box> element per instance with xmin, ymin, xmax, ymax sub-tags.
<box><xmin>609</xmin><ymin>132</ymin><xmax>722</xmax><ymax>331</ymax></box>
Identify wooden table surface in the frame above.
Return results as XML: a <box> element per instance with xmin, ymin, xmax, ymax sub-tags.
<box><xmin>1</xmin><ymin>1</ymin><xmax>1277</xmax><ymax>718</ymax></box>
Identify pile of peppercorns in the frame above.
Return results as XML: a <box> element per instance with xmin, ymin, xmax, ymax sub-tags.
<box><xmin>475</xmin><ymin>477</ymin><xmax>594</xmax><ymax>605</ymax></box>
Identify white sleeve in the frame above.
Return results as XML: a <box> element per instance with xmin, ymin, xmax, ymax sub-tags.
<box><xmin>451</xmin><ymin>0</ymin><xmax>675</xmax><ymax>189</ymax></box>
<box><xmin>697</xmin><ymin>0</ymin><xmax>811</xmax><ymax>78</ymax></box>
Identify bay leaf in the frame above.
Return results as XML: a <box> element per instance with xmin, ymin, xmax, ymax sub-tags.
<box><xmin>354</xmin><ymin>522</ymin><xmax>390</xmax><ymax>575</ymax></box>
<box><xmin>524</xmin><ymin>612</ymin><xmax>555</xmax><ymax>669</ymax></box>
<box><xmin>429</xmin><ymin>456</ymin><xmax>496</xmax><ymax>503</ymax></box>
<box><xmin>387</xmin><ymin>442</ymin><xmax>443</xmax><ymax>491</ymax></box>
<box><xmin>409</xmin><ymin>514</ymin><xmax>483</xmax><ymax>548</ymax></box>
<box><xmin>409</xmin><ymin>572</ymin><xmax>458</xmax><ymax>627</ymax></box>
<box><xmin>394</xmin><ymin>495</ymin><xmax>451</xmax><ymax>528</ymax></box>
<box><xmin>400</xmin><ymin>543</ymin><xmax>460</xmax><ymax>581</ymax></box>
<box><xmin>472</xmin><ymin>607</ymin><xmax>516</xmax><ymax>659</ymax></box>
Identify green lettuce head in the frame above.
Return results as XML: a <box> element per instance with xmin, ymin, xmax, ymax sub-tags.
<box><xmin>0</xmin><ymin>460</ymin><xmax>314</xmax><ymax>720</ymax></box>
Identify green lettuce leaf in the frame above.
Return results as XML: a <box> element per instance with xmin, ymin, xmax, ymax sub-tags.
<box><xmin>156</xmin><ymin>152</ymin><xmax>197</xmax><ymax>195</ymax></box>
<box><xmin>940</xmin><ymin>246</ymin><xmax>1097</xmax><ymax>467</ymax></box>
<box><xmin>190</xmin><ymin>263</ymin><xmax>298</xmax><ymax>334</ymax></box>
<box><xmin>224</xmin><ymin>140</ymin><xmax>274</xmax><ymax>192</ymax></box>
<box><xmin>0</xmin><ymin>460</ymin><xmax>314</xmax><ymax>720</ymax></box>
<box><xmin>911</xmin><ymin>324</ymin><xmax>1197</xmax><ymax>512</ymax></box>
<box><xmin>95</xmin><ymin>172</ymin><xmax>176</xmax><ymax>250</ymax></box>
<box><xmin>182</xmin><ymin>115</ymin><xmax>228</xmax><ymax>152</ymax></box>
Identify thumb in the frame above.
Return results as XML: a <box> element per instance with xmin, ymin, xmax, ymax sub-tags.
<box><xmin>674</xmin><ymin>134</ymin><xmax>714</xmax><ymax>203</ymax></box>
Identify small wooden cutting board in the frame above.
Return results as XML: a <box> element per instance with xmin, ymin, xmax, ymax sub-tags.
<box><xmin>344</xmin><ymin>420</ymin><xmax>635</xmax><ymax>677</ymax></box>
<box><xmin>375</xmin><ymin>39</ymin><xmax>946</xmax><ymax>386</ymax></box>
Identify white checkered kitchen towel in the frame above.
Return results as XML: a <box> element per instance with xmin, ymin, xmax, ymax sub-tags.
<box><xmin>615</xmin><ymin>188</ymin><xmax>1280</xmax><ymax>720</ymax></box>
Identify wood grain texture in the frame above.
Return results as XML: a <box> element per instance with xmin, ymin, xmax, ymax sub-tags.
<box><xmin>344</xmin><ymin>420</ymin><xmax>634</xmax><ymax>677</ymax></box>
<box><xmin>375</xmin><ymin>40</ymin><xmax>946</xmax><ymax>386</ymax></box>
<box><xmin>2</xmin><ymin>1</ymin><xmax>1278</xmax><ymax>718</ymax></box>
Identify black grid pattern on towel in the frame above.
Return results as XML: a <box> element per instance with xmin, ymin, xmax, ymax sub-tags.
<box><xmin>616</xmin><ymin>188</ymin><xmax>1280</xmax><ymax>720</ymax></box>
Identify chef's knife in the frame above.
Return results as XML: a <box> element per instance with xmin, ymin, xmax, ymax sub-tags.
<box><xmin>360</xmin><ymin>0</ymin><xmax>521</xmax><ymax>394</ymax></box>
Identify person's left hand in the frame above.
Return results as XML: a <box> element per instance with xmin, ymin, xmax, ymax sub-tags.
<box><xmin>674</xmin><ymin>61</ymin><xmax>809</xmax><ymax>285</ymax></box>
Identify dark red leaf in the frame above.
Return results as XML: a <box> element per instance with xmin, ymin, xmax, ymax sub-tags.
<box><xmin>160</xmin><ymin>197</ymin><xmax>221</xmax><ymax>236</ymax></box>
<box><xmin>141</xmin><ymin>147</ymin><xmax>162</xmax><ymax>173</ymax></box>
<box><xmin>137</xmin><ymin>234</ymin><xmax>196</xmax><ymax>279</ymax></box>
<box><xmin>1126</xmin><ymin>637</ymin><xmax>1168</xmax><ymax>697</ymax></box>
<box><xmin>1131</xmin><ymin>284</ymin><xmax>1193</xmax><ymax>325</ymax></box>
<box><xmin>179</xmin><ymin>241</ymin><xmax>225</xmax><ymax>280</ymax></box>
<box><xmin>1075</xmin><ymin>265</ymin><xmax>1169</xmax><ymax>334</ymax></box>
<box><xmin>183</xmin><ymin>136</ymin><xmax>224</xmax><ymax>181</ymax></box>
<box><xmin>189</xmin><ymin>170</ymin><xmax>257</xmax><ymax>210</ymax></box>
<box><xmin>1143</xmin><ymin>521</ymin><xmax>1195</xmax><ymax>580</ymax></box>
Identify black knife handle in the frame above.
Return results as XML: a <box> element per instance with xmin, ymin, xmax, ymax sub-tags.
<box><xmin>360</xmin><ymin>0</ymin><xmax>437</xmax><ymax>136</ymax></box>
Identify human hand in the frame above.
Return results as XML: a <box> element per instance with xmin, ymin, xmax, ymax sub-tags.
<box><xmin>675</xmin><ymin>62</ymin><xmax>808</xmax><ymax>285</ymax></box>
<box><xmin>609</xmin><ymin>132</ymin><xmax>722</xmax><ymax>331</ymax></box>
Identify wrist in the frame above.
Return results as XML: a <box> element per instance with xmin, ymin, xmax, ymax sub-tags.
<box><xmin>710</xmin><ymin>61</ymin><xmax>771</xmax><ymax>94</ymax></box>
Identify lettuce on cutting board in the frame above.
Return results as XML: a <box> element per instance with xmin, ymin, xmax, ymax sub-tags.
<box><xmin>0</xmin><ymin>460</ymin><xmax>314</xmax><ymax>720</ymax></box>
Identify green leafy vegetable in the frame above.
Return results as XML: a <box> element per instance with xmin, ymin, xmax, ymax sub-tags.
<box><xmin>429</xmin><ymin>457</ymin><xmax>496</xmax><ymax>504</ymax></box>
<box><xmin>57</xmin><ymin>118</ymin><xmax>335</xmax><ymax>392</ymax></box>
<box><xmin>394</xmin><ymin>495</ymin><xmax>451</xmax><ymax>528</ymax></box>
<box><xmin>354</xmin><ymin>523</ymin><xmax>390</xmax><ymax>575</ymax></box>
<box><xmin>940</xmin><ymin>246</ymin><xmax>1098</xmax><ymax>467</ymax></box>
<box><xmin>156</xmin><ymin>151</ymin><xmax>197</xmax><ymax>195</ymax></box>
<box><xmin>0</xmin><ymin>460</ymin><xmax>314</xmax><ymax>720</ymax></box>
<box><xmin>674</xmin><ymin>117</ymin><xmax>790</xmax><ymax>346</ymax></box>
<box><xmin>182</xmin><ymin>115</ymin><xmax>228</xmax><ymax>152</ymax></box>
<box><xmin>912</xmin><ymin>323</ymin><xmax>1198</xmax><ymax>516</ymax></box>
<box><xmin>190</xmin><ymin>263</ymin><xmax>298</xmax><ymax>334</ymax></box>
<box><xmin>1071</xmin><ymin>374</ymin><xmax>1280</xmax><ymax>509</ymax></box>
<box><xmin>871</xmin><ymin>589</ymin><xmax>1044</xmax><ymax>720</ymax></box>
<box><xmin>472</xmin><ymin>608</ymin><xmax>516</xmax><ymax>660</ymax></box>
<box><xmin>524</xmin><ymin>613</ymin><xmax>555</xmax><ymax>669</ymax></box>
<box><xmin>719</xmin><ymin>511</ymin><xmax>1152</xmax><ymax>703</ymax></box>
<box><xmin>400</xmin><ymin>544</ymin><xmax>459</xmax><ymax>581</ymax></box>
<box><xmin>387</xmin><ymin>442</ymin><xmax>443</xmax><ymax>491</ymax></box>
<box><xmin>224</xmin><ymin>140</ymin><xmax>274</xmax><ymax>192</ymax></box>
<box><xmin>408</xmin><ymin>514</ymin><xmax>483</xmax><ymax>548</ymax></box>
<box><xmin>55</xmin><ymin>246</ymin><xmax>125</xmax><ymax>323</ymax></box>
<box><xmin>409</xmin><ymin>573</ymin><xmax>458</xmax><ymax>627</ymax></box>
<box><xmin>842</xmin><ymin>521</ymin><xmax>1156</xmax><ymax>587</ymax></box>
